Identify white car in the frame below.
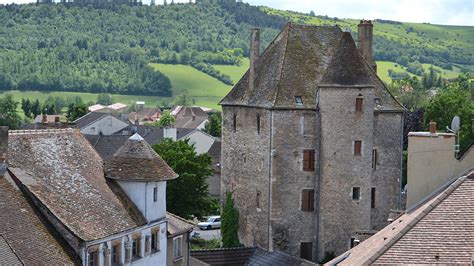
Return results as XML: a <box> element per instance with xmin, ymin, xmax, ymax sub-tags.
<box><xmin>198</xmin><ymin>216</ymin><xmax>221</xmax><ymax>230</ymax></box>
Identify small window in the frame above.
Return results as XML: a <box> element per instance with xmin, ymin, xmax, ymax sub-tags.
<box><xmin>295</xmin><ymin>96</ymin><xmax>303</xmax><ymax>106</ymax></box>
<box><xmin>356</xmin><ymin>96</ymin><xmax>363</xmax><ymax>112</ymax></box>
<box><xmin>153</xmin><ymin>187</ymin><xmax>158</xmax><ymax>202</ymax></box>
<box><xmin>354</xmin><ymin>140</ymin><xmax>362</xmax><ymax>156</ymax></box>
<box><xmin>111</xmin><ymin>244</ymin><xmax>120</xmax><ymax>266</ymax></box>
<box><xmin>372</xmin><ymin>149</ymin><xmax>378</xmax><ymax>170</ymax></box>
<box><xmin>350</xmin><ymin>237</ymin><xmax>356</xmax><ymax>248</ymax></box>
<box><xmin>151</xmin><ymin>231</ymin><xmax>160</xmax><ymax>252</ymax></box>
<box><xmin>303</xmin><ymin>150</ymin><xmax>315</xmax><ymax>172</ymax></box>
<box><xmin>132</xmin><ymin>238</ymin><xmax>141</xmax><ymax>259</ymax></box>
<box><xmin>88</xmin><ymin>250</ymin><xmax>98</xmax><ymax>266</ymax></box>
<box><xmin>300</xmin><ymin>242</ymin><xmax>312</xmax><ymax>260</ymax></box>
<box><xmin>371</xmin><ymin>187</ymin><xmax>376</xmax><ymax>208</ymax></box>
<box><xmin>352</xmin><ymin>187</ymin><xmax>360</xmax><ymax>200</ymax></box>
<box><xmin>256</xmin><ymin>190</ymin><xmax>261</xmax><ymax>209</ymax></box>
<box><xmin>301</xmin><ymin>189</ymin><xmax>315</xmax><ymax>212</ymax></box>
<box><xmin>173</xmin><ymin>236</ymin><xmax>183</xmax><ymax>260</ymax></box>
<box><xmin>256</xmin><ymin>114</ymin><xmax>261</xmax><ymax>135</ymax></box>
<box><xmin>233</xmin><ymin>114</ymin><xmax>237</xmax><ymax>133</ymax></box>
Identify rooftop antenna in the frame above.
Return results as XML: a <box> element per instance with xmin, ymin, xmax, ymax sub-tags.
<box><xmin>446</xmin><ymin>116</ymin><xmax>460</xmax><ymax>156</ymax></box>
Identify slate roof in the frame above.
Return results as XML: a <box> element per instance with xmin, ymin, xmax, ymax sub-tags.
<box><xmin>8</xmin><ymin>129</ymin><xmax>143</xmax><ymax>242</ymax></box>
<box><xmin>85</xmin><ymin>126</ymin><xmax>195</xmax><ymax>160</ymax></box>
<box><xmin>0</xmin><ymin>172</ymin><xmax>74</xmax><ymax>265</ymax></box>
<box><xmin>191</xmin><ymin>247</ymin><xmax>314</xmax><ymax>266</ymax></box>
<box><xmin>328</xmin><ymin>170</ymin><xmax>474</xmax><ymax>265</ymax></box>
<box><xmin>220</xmin><ymin>23</ymin><xmax>403</xmax><ymax>112</ymax></box>
<box><xmin>166</xmin><ymin>212</ymin><xmax>194</xmax><ymax>237</ymax></box>
<box><xmin>105</xmin><ymin>133</ymin><xmax>178</xmax><ymax>182</ymax></box>
<box><xmin>174</xmin><ymin>107</ymin><xmax>209</xmax><ymax>129</ymax></box>
<box><xmin>74</xmin><ymin>112</ymin><xmax>109</xmax><ymax>129</ymax></box>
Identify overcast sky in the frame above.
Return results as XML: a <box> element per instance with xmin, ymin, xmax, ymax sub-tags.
<box><xmin>1</xmin><ymin>0</ymin><xmax>472</xmax><ymax>26</ymax></box>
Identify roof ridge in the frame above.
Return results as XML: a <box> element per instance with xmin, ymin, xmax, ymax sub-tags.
<box><xmin>9</xmin><ymin>128</ymin><xmax>75</xmax><ymax>135</ymax></box>
<box><xmin>368</xmin><ymin>174</ymin><xmax>468</xmax><ymax>263</ymax></box>
<box><xmin>271</xmin><ymin>23</ymin><xmax>291</xmax><ymax>107</ymax></box>
<box><xmin>166</xmin><ymin>211</ymin><xmax>195</xmax><ymax>225</ymax></box>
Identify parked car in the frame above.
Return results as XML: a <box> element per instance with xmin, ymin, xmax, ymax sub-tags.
<box><xmin>197</xmin><ymin>216</ymin><xmax>221</xmax><ymax>230</ymax></box>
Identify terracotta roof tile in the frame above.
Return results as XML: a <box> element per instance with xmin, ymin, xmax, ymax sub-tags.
<box><xmin>166</xmin><ymin>212</ymin><xmax>194</xmax><ymax>237</ymax></box>
<box><xmin>8</xmin><ymin>129</ymin><xmax>141</xmax><ymax>241</ymax></box>
<box><xmin>105</xmin><ymin>133</ymin><xmax>178</xmax><ymax>181</ymax></box>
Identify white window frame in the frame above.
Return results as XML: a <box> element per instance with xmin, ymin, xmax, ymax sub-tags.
<box><xmin>173</xmin><ymin>235</ymin><xmax>183</xmax><ymax>260</ymax></box>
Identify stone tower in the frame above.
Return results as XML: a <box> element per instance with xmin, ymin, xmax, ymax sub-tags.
<box><xmin>220</xmin><ymin>22</ymin><xmax>404</xmax><ymax>261</ymax></box>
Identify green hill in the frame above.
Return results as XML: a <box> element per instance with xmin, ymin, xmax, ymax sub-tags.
<box><xmin>0</xmin><ymin>1</ymin><xmax>472</xmax><ymax>110</ymax></box>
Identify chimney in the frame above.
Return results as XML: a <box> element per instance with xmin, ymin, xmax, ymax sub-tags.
<box><xmin>163</xmin><ymin>128</ymin><xmax>177</xmax><ymax>141</ymax></box>
<box><xmin>429</xmin><ymin>121</ymin><xmax>437</xmax><ymax>134</ymax></box>
<box><xmin>54</xmin><ymin>116</ymin><xmax>60</xmax><ymax>123</ymax></box>
<box><xmin>42</xmin><ymin>114</ymin><xmax>48</xmax><ymax>124</ymax></box>
<box><xmin>249</xmin><ymin>28</ymin><xmax>260</xmax><ymax>92</ymax></box>
<box><xmin>0</xmin><ymin>127</ymin><xmax>8</xmax><ymax>176</ymax></box>
<box><xmin>357</xmin><ymin>20</ymin><xmax>377</xmax><ymax>72</ymax></box>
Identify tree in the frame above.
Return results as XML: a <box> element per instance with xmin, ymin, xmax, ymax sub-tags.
<box><xmin>204</xmin><ymin>112</ymin><xmax>222</xmax><ymax>137</ymax></box>
<box><xmin>31</xmin><ymin>99</ymin><xmax>41</xmax><ymax>118</ymax></box>
<box><xmin>0</xmin><ymin>94</ymin><xmax>21</xmax><ymax>129</ymax></box>
<box><xmin>221</xmin><ymin>192</ymin><xmax>241</xmax><ymax>248</ymax></box>
<box><xmin>155</xmin><ymin>111</ymin><xmax>176</xmax><ymax>127</ymax></box>
<box><xmin>21</xmin><ymin>98</ymin><xmax>32</xmax><ymax>118</ymax></box>
<box><xmin>174</xmin><ymin>91</ymin><xmax>189</xmax><ymax>106</ymax></box>
<box><xmin>66</xmin><ymin>102</ymin><xmax>88</xmax><ymax>122</ymax></box>
<box><xmin>152</xmin><ymin>139</ymin><xmax>215</xmax><ymax>219</ymax></box>
<box><xmin>96</xmin><ymin>93</ymin><xmax>113</xmax><ymax>105</ymax></box>
<box><xmin>424</xmin><ymin>78</ymin><xmax>474</xmax><ymax>151</ymax></box>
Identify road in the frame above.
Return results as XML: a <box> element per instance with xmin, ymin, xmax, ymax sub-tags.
<box><xmin>191</xmin><ymin>227</ymin><xmax>221</xmax><ymax>241</ymax></box>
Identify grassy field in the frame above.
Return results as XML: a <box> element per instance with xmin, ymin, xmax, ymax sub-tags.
<box><xmin>213</xmin><ymin>58</ymin><xmax>249</xmax><ymax>83</ymax></box>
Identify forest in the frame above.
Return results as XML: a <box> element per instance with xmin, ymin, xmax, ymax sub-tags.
<box><xmin>0</xmin><ymin>1</ymin><xmax>472</xmax><ymax>96</ymax></box>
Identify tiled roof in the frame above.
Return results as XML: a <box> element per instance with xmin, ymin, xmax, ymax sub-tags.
<box><xmin>174</xmin><ymin>107</ymin><xmax>209</xmax><ymax>129</ymax></box>
<box><xmin>220</xmin><ymin>23</ymin><xmax>403</xmax><ymax>111</ymax></box>
<box><xmin>74</xmin><ymin>112</ymin><xmax>109</xmax><ymax>129</ymax></box>
<box><xmin>249</xmin><ymin>248</ymin><xmax>315</xmax><ymax>265</ymax></box>
<box><xmin>166</xmin><ymin>212</ymin><xmax>194</xmax><ymax>237</ymax></box>
<box><xmin>105</xmin><ymin>133</ymin><xmax>178</xmax><ymax>182</ymax></box>
<box><xmin>33</xmin><ymin>115</ymin><xmax>64</xmax><ymax>123</ymax></box>
<box><xmin>328</xmin><ymin>170</ymin><xmax>474</xmax><ymax>265</ymax></box>
<box><xmin>8</xmin><ymin>129</ymin><xmax>142</xmax><ymax>241</ymax></box>
<box><xmin>0</xmin><ymin>172</ymin><xmax>74</xmax><ymax>265</ymax></box>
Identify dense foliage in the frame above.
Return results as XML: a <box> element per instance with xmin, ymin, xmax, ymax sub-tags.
<box><xmin>203</xmin><ymin>112</ymin><xmax>222</xmax><ymax>137</ymax></box>
<box><xmin>221</xmin><ymin>191</ymin><xmax>241</xmax><ymax>248</ymax></box>
<box><xmin>153</xmin><ymin>138</ymin><xmax>216</xmax><ymax>219</ymax></box>
<box><xmin>0</xmin><ymin>94</ymin><xmax>21</xmax><ymax>129</ymax></box>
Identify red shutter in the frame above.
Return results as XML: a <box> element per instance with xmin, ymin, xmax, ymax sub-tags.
<box><xmin>302</xmin><ymin>190</ymin><xmax>309</xmax><ymax>211</ymax></box>
<box><xmin>303</xmin><ymin>150</ymin><xmax>315</xmax><ymax>172</ymax></box>
<box><xmin>308</xmin><ymin>190</ymin><xmax>314</xmax><ymax>211</ymax></box>
<box><xmin>356</xmin><ymin>97</ymin><xmax>363</xmax><ymax>112</ymax></box>
<box><xmin>354</xmin><ymin>141</ymin><xmax>362</xmax><ymax>155</ymax></box>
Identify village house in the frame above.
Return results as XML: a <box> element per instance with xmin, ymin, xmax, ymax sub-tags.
<box><xmin>0</xmin><ymin>126</ymin><xmax>193</xmax><ymax>265</ymax></box>
<box><xmin>128</xmin><ymin>107</ymin><xmax>162</xmax><ymax>125</ymax></box>
<box><xmin>75</xmin><ymin>111</ymin><xmax>129</xmax><ymax>135</ymax></box>
<box><xmin>220</xmin><ymin>21</ymin><xmax>405</xmax><ymax>261</ymax></box>
<box><xmin>171</xmin><ymin>106</ymin><xmax>209</xmax><ymax>129</ymax></box>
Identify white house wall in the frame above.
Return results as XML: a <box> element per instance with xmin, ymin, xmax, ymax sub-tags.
<box><xmin>117</xmin><ymin>181</ymin><xmax>167</xmax><ymax>222</ymax></box>
<box><xmin>182</xmin><ymin>131</ymin><xmax>214</xmax><ymax>155</ymax></box>
<box><xmin>80</xmin><ymin>116</ymin><xmax>129</xmax><ymax>135</ymax></box>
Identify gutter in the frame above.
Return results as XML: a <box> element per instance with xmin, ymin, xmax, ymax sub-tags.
<box><xmin>315</xmin><ymin>88</ymin><xmax>322</xmax><ymax>261</ymax></box>
<box><xmin>399</xmin><ymin>112</ymin><xmax>405</xmax><ymax>209</ymax></box>
<box><xmin>268</xmin><ymin>110</ymin><xmax>274</xmax><ymax>252</ymax></box>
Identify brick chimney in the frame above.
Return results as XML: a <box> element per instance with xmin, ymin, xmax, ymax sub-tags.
<box><xmin>357</xmin><ymin>20</ymin><xmax>377</xmax><ymax>72</ymax></box>
<box><xmin>0</xmin><ymin>126</ymin><xmax>8</xmax><ymax>176</ymax></box>
<box><xmin>249</xmin><ymin>28</ymin><xmax>260</xmax><ymax>92</ymax></box>
<box><xmin>429</xmin><ymin>121</ymin><xmax>437</xmax><ymax>134</ymax></box>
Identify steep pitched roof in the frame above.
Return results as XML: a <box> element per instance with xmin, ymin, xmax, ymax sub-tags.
<box><xmin>7</xmin><ymin>129</ymin><xmax>143</xmax><ymax>241</ymax></box>
<box><xmin>220</xmin><ymin>23</ymin><xmax>403</xmax><ymax>111</ymax></box>
<box><xmin>74</xmin><ymin>112</ymin><xmax>109</xmax><ymax>129</ymax></box>
<box><xmin>166</xmin><ymin>212</ymin><xmax>194</xmax><ymax>237</ymax></box>
<box><xmin>0</xmin><ymin>172</ymin><xmax>74</xmax><ymax>264</ymax></box>
<box><xmin>328</xmin><ymin>170</ymin><xmax>474</xmax><ymax>265</ymax></box>
<box><xmin>105</xmin><ymin>133</ymin><xmax>178</xmax><ymax>182</ymax></box>
<box><xmin>174</xmin><ymin>107</ymin><xmax>209</xmax><ymax>129</ymax></box>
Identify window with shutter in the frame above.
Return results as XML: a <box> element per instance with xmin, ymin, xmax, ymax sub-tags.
<box><xmin>354</xmin><ymin>141</ymin><xmax>362</xmax><ymax>156</ymax></box>
<box><xmin>300</xmin><ymin>242</ymin><xmax>313</xmax><ymax>260</ymax></box>
<box><xmin>301</xmin><ymin>189</ymin><xmax>314</xmax><ymax>212</ymax></box>
<box><xmin>303</xmin><ymin>150</ymin><xmax>315</xmax><ymax>171</ymax></box>
<box><xmin>352</xmin><ymin>187</ymin><xmax>360</xmax><ymax>200</ymax></box>
<box><xmin>356</xmin><ymin>96</ymin><xmax>363</xmax><ymax>113</ymax></box>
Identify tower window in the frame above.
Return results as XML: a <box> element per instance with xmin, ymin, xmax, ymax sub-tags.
<box><xmin>256</xmin><ymin>190</ymin><xmax>261</xmax><ymax>209</ymax></box>
<box><xmin>354</xmin><ymin>140</ymin><xmax>362</xmax><ymax>156</ymax></box>
<box><xmin>372</xmin><ymin>149</ymin><xmax>378</xmax><ymax>170</ymax></box>
<box><xmin>300</xmin><ymin>242</ymin><xmax>313</xmax><ymax>260</ymax></box>
<box><xmin>371</xmin><ymin>187</ymin><xmax>376</xmax><ymax>208</ymax></box>
<box><xmin>295</xmin><ymin>96</ymin><xmax>303</xmax><ymax>106</ymax></box>
<box><xmin>301</xmin><ymin>189</ymin><xmax>315</xmax><ymax>212</ymax></box>
<box><xmin>356</xmin><ymin>96</ymin><xmax>363</xmax><ymax>113</ymax></box>
<box><xmin>153</xmin><ymin>187</ymin><xmax>158</xmax><ymax>202</ymax></box>
<box><xmin>303</xmin><ymin>150</ymin><xmax>315</xmax><ymax>171</ymax></box>
<box><xmin>257</xmin><ymin>114</ymin><xmax>261</xmax><ymax>135</ymax></box>
<box><xmin>233</xmin><ymin>114</ymin><xmax>237</xmax><ymax>133</ymax></box>
<box><xmin>352</xmin><ymin>187</ymin><xmax>360</xmax><ymax>200</ymax></box>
